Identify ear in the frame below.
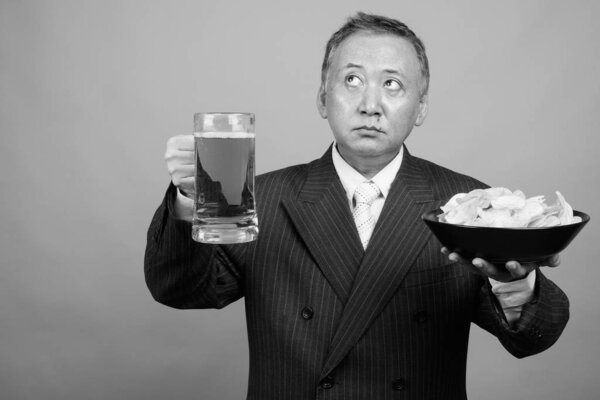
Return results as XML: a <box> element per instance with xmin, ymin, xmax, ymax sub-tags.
<box><xmin>414</xmin><ymin>94</ymin><xmax>429</xmax><ymax>126</ymax></box>
<box><xmin>317</xmin><ymin>84</ymin><xmax>327</xmax><ymax>119</ymax></box>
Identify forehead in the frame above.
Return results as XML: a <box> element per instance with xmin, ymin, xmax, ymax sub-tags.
<box><xmin>330</xmin><ymin>32</ymin><xmax>421</xmax><ymax>75</ymax></box>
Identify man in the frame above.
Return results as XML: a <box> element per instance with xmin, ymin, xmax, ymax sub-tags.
<box><xmin>145</xmin><ymin>12</ymin><xmax>569</xmax><ymax>400</ymax></box>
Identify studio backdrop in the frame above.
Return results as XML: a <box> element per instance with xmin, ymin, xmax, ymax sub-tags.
<box><xmin>1</xmin><ymin>1</ymin><xmax>599</xmax><ymax>399</ymax></box>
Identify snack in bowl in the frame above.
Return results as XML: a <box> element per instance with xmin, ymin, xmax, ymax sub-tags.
<box><xmin>438</xmin><ymin>188</ymin><xmax>582</xmax><ymax>228</ymax></box>
<box><xmin>421</xmin><ymin>188</ymin><xmax>590</xmax><ymax>263</ymax></box>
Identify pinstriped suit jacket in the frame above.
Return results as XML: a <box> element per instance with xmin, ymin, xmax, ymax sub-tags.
<box><xmin>145</xmin><ymin>146</ymin><xmax>569</xmax><ymax>400</ymax></box>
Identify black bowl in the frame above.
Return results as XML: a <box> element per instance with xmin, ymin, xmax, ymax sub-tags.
<box><xmin>421</xmin><ymin>209</ymin><xmax>590</xmax><ymax>264</ymax></box>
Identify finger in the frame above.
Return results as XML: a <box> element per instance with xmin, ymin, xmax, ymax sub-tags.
<box><xmin>449</xmin><ymin>253</ymin><xmax>483</xmax><ymax>276</ymax></box>
<box><xmin>172</xmin><ymin>164</ymin><xmax>195</xmax><ymax>177</ymax></box>
<box><xmin>505</xmin><ymin>261</ymin><xmax>530</xmax><ymax>280</ymax></box>
<box><xmin>172</xmin><ymin>168</ymin><xmax>195</xmax><ymax>186</ymax></box>
<box><xmin>168</xmin><ymin>165</ymin><xmax>195</xmax><ymax>182</ymax></box>
<box><xmin>173</xmin><ymin>176</ymin><xmax>195</xmax><ymax>193</ymax></box>
<box><xmin>472</xmin><ymin>258</ymin><xmax>501</xmax><ymax>278</ymax></box>
<box><xmin>165</xmin><ymin>148</ymin><xmax>196</xmax><ymax>165</ymax></box>
<box><xmin>167</xmin><ymin>134</ymin><xmax>195</xmax><ymax>151</ymax></box>
<box><xmin>466</xmin><ymin>258</ymin><xmax>487</xmax><ymax>277</ymax></box>
<box><xmin>545</xmin><ymin>254</ymin><xmax>561</xmax><ymax>268</ymax></box>
<box><xmin>166</xmin><ymin>153</ymin><xmax>195</xmax><ymax>179</ymax></box>
<box><xmin>466</xmin><ymin>258</ymin><xmax>494</xmax><ymax>279</ymax></box>
<box><xmin>448</xmin><ymin>251</ymin><xmax>463</xmax><ymax>263</ymax></box>
<box><xmin>440</xmin><ymin>248</ymin><xmax>464</xmax><ymax>266</ymax></box>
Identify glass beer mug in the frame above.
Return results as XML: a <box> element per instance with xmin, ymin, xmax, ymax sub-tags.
<box><xmin>192</xmin><ymin>112</ymin><xmax>258</xmax><ymax>244</ymax></box>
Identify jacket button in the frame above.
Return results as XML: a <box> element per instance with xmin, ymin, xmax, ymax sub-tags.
<box><xmin>528</xmin><ymin>327</ymin><xmax>543</xmax><ymax>339</ymax></box>
<box><xmin>392</xmin><ymin>377</ymin><xmax>406</xmax><ymax>391</ymax></box>
<box><xmin>413</xmin><ymin>310</ymin><xmax>428</xmax><ymax>323</ymax></box>
<box><xmin>301</xmin><ymin>306</ymin><xmax>314</xmax><ymax>320</ymax></box>
<box><xmin>320</xmin><ymin>375</ymin><xmax>335</xmax><ymax>389</ymax></box>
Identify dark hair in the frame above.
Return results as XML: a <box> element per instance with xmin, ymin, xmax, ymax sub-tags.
<box><xmin>321</xmin><ymin>12</ymin><xmax>430</xmax><ymax>97</ymax></box>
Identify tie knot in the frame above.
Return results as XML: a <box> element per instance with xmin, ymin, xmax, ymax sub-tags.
<box><xmin>354</xmin><ymin>181</ymin><xmax>381</xmax><ymax>205</ymax></box>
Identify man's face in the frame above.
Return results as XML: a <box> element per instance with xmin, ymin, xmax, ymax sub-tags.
<box><xmin>318</xmin><ymin>32</ymin><xmax>428</xmax><ymax>167</ymax></box>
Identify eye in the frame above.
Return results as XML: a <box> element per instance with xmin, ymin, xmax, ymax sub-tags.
<box><xmin>345</xmin><ymin>75</ymin><xmax>362</xmax><ymax>88</ymax></box>
<box><xmin>384</xmin><ymin>79</ymin><xmax>402</xmax><ymax>91</ymax></box>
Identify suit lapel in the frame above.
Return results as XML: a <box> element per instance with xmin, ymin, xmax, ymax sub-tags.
<box><xmin>282</xmin><ymin>147</ymin><xmax>364</xmax><ymax>304</ymax></box>
<box><xmin>320</xmin><ymin>149</ymin><xmax>437</xmax><ymax>378</ymax></box>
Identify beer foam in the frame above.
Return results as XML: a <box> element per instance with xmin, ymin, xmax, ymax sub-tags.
<box><xmin>195</xmin><ymin>131</ymin><xmax>255</xmax><ymax>138</ymax></box>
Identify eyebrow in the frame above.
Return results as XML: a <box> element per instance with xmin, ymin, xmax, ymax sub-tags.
<box><xmin>343</xmin><ymin>63</ymin><xmax>406</xmax><ymax>78</ymax></box>
<box><xmin>343</xmin><ymin>63</ymin><xmax>364</xmax><ymax>70</ymax></box>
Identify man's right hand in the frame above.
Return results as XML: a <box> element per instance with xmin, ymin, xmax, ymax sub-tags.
<box><xmin>165</xmin><ymin>134</ymin><xmax>195</xmax><ymax>198</ymax></box>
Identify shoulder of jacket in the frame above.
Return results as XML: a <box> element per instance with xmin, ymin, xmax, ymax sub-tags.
<box><xmin>410</xmin><ymin>155</ymin><xmax>489</xmax><ymax>197</ymax></box>
<box><xmin>256</xmin><ymin>162</ymin><xmax>312</xmax><ymax>193</ymax></box>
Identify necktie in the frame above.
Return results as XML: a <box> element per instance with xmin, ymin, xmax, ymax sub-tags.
<box><xmin>352</xmin><ymin>181</ymin><xmax>381</xmax><ymax>249</ymax></box>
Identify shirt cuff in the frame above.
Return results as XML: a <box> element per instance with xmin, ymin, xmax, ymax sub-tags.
<box><xmin>173</xmin><ymin>187</ymin><xmax>194</xmax><ymax>221</ymax></box>
<box><xmin>488</xmin><ymin>269</ymin><xmax>537</xmax><ymax>325</ymax></box>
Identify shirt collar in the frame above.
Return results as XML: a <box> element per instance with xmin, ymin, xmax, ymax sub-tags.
<box><xmin>331</xmin><ymin>143</ymin><xmax>404</xmax><ymax>203</ymax></box>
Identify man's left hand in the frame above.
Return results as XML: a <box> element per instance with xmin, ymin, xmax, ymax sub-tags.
<box><xmin>441</xmin><ymin>247</ymin><xmax>561</xmax><ymax>282</ymax></box>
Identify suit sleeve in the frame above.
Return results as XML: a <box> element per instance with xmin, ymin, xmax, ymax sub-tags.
<box><xmin>473</xmin><ymin>269</ymin><xmax>569</xmax><ymax>358</ymax></box>
<box><xmin>144</xmin><ymin>183</ymin><xmax>246</xmax><ymax>309</ymax></box>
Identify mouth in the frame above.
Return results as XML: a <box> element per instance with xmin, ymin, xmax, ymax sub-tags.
<box><xmin>354</xmin><ymin>126</ymin><xmax>385</xmax><ymax>134</ymax></box>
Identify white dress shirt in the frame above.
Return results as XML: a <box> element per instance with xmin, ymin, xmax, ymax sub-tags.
<box><xmin>331</xmin><ymin>144</ymin><xmax>535</xmax><ymax>326</ymax></box>
<box><xmin>331</xmin><ymin>142</ymin><xmax>403</xmax><ymax>222</ymax></box>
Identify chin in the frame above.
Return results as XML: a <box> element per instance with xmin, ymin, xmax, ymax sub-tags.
<box><xmin>349</xmin><ymin>141</ymin><xmax>388</xmax><ymax>157</ymax></box>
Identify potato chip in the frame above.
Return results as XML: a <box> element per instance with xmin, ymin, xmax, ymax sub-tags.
<box><xmin>491</xmin><ymin>194</ymin><xmax>526</xmax><ymax>211</ymax></box>
<box><xmin>439</xmin><ymin>188</ymin><xmax>580</xmax><ymax>228</ymax></box>
<box><xmin>443</xmin><ymin>196</ymin><xmax>480</xmax><ymax>225</ymax></box>
<box><xmin>440</xmin><ymin>192</ymin><xmax>467</xmax><ymax>214</ymax></box>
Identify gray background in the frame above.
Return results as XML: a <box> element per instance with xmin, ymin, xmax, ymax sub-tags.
<box><xmin>1</xmin><ymin>0</ymin><xmax>599</xmax><ymax>399</ymax></box>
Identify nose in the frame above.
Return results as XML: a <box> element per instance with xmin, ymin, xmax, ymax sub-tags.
<box><xmin>358</xmin><ymin>85</ymin><xmax>382</xmax><ymax>117</ymax></box>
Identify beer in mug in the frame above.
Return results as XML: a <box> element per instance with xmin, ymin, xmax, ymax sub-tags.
<box><xmin>192</xmin><ymin>113</ymin><xmax>258</xmax><ymax>244</ymax></box>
